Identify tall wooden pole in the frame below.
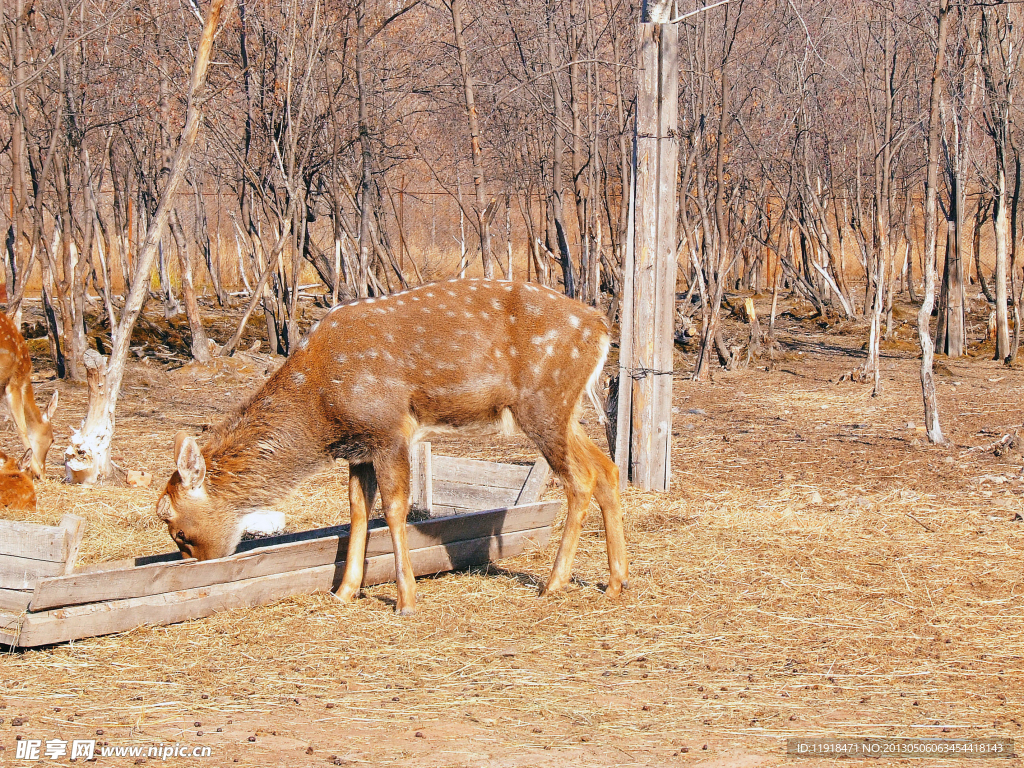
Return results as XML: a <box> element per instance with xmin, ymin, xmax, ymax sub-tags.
<box><xmin>615</xmin><ymin>3</ymin><xmax>678</xmax><ymax>491</ymax></box>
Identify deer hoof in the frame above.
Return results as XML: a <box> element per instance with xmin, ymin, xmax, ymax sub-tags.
<box><xmin>333</xmin><ymin>586</ymin><xmax>360</xmax><ymax>603</ymax></box>
<box><xmin>397</xmin><ymin>606</ymin><xmax>417</xmax><ymax>617</ymax></box>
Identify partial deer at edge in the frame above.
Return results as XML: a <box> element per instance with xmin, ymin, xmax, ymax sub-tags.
<box><xmin>158</xmin><ymin>279</ymin><xmax>627</xmax><ymax>614</ymax></box>
<box><xmin>0</xmin><ymin>448</ymin><xmax>37</xmax><ymax>510</ymax></box>
<box><xmin>0</xmin><ymin>313</ymin><xmax>58</xmax><ymax>480</ymax></box>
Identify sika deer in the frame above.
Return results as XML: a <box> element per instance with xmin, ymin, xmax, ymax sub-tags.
<box><xmin>0</xmin><ymin>313</ymin><xmax>59</xmax><ymax>479</ymax></box>
<box><xmin>0</xmin><ymin>449</ymin><xmax>37</xmax><ymax>510</ymax></box>
<box><xmin>158</xmin><ymin>279</ymin><xmax>627</xmax><ymax>614</ymax></box>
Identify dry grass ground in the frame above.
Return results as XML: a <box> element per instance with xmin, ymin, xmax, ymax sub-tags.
<box><xmin>0</xmin><ymin>293</ymin><xmax>1022</xmax><ymax>767</ymax></box>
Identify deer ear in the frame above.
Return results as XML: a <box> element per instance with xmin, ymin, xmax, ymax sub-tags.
<box><xmin>156</xmin><ymin>494</ymin><xmax>174</xmax><ymax>522</ymax></box>
<box><xmin>17</xmin><ymin>449</ymin><xmax>32</xmax><ymax>473</ymax></box>
<box><xmin>43</xmin><ymin>390</ymin><xmax>58</xmax><ymax>422</ymax></box>
<box><xmin>175</xmin><ymin>433</ymin><xmax>206</xmax><ymax>490</ymax></box>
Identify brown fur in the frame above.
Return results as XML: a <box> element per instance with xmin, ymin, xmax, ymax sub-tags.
<box><xmin>0</xmin><ymin>449</ymin><xmax>37</xmax><ymax>510</ymax></box>
<box><xmin>158</xmin><ymin>279</ymin><xmax>627</xmax><ymax>613</ymax></box>
<box><xmin>0</xmin><ymin>312</ymin><xmax>58</xmax><ymax>479</ymax></box>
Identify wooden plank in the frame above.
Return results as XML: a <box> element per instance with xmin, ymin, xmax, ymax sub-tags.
<box><xmin>0</xmin><ymin>610</ymin><xmax>20</xmax><ymax>646</ymax></box>
<box><xmin>17</xmin><ymin>526</ymin><xmax>552</xmax><ymax>648</ymax></box>
<box><xmin>74</xmin><ymin>551</ymin><xmax>187</xmax><ymax>576</ymax></box>
<box><xmin>515</xmin><ymin>458</ymin><xmax>551</xmax><ymax>505</ymax></box>
<box><xmin>229</xmin><ymin>501</ymin><xmax>555</xmax><ymax>554</ymax></box>
<box><xmin>409</xmin><ymin>441</ymin><xmax>432</xmax><ymax>514</ymax></box>
<box><xmin>0</xmin><ymin>554</ymin><xmax>65</xmax><ymax>590</ymax></box>
<box><xmin>29</xmin><ymin>502</ymin><xmax>560</xmax><ymax>612</ymax></box>
<box><xmin>430</xmin><ymin>455</ymin><xmax>531</xmax><ymax>490</ymax></box>
<box><xmin>0</xmin><ymin>519</ymin><xmax>70</xmax><ymax>562</ymax></box>
<box><xmin>430</xmin><ymin>480</ymin><xmax>518</xmax><ymax>512</ymax></box>
<box><xmin>0</xmin><ymin>588</ymin><xmax>31</xmax><ymax>612</ymax></box>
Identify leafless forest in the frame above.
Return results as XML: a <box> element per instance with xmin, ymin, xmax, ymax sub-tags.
<box><xmin>2</xmin><ymin>0</ymin><xmax>1023</xmax><ymax>377</ymax></box>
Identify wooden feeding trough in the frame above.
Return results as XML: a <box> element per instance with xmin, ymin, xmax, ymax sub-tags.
<box><xmin>0</xmin><ymin>444</ymin><xmax>554</xmax><ymax>648</ymax></box>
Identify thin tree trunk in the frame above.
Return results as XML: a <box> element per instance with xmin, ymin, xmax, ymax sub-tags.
<box><xmin>918</xmin><ymin>0</ymin><xmax>950</xmax><ymax>445</ymax></box>
<box><xmin>451</xmin><ymin>0</ymin><xmax>494</xmax><ymax>278</ymax></box>
<box><xmin>64</xmin><ymin>0</ymin><xmax>226</xmax><ymax>484</ymax></box>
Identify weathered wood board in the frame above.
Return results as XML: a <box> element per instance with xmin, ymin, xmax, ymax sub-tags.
<box><xmin>3</xmin><ymin>501</ymin><xmax>558</xmax><ymax>648</ymax></box>
<box><xmin>0</xmin><ymin>515</ymin><xmax>85</xmax><ymax>589</ymax></box>
<box><xmin>0</xmin><ymin>452</ymin><xmax>557</xmax><ymax>648</ymax></box>
<box><xmin>15</xmin><ymin>526</ymin><xmax>552</xmax><ymax>648</ymax></box>
<box><xmin>29</xmin><ymin>502</ymin><xmax>556</xmax><ymax>611</ymax></box>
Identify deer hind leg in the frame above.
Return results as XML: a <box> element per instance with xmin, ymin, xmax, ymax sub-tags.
<box><xmin>532</xmin><ymin>422</ymin><xmax>627</xmax><ymax>598</ymax></box>
<box><xmin>523</xmin><ymin>420</ymin><xmax>595</xmax><ymax>596</ymax></box>
<box><xmin>373</xmin><ymin>445</ymin><xmax>417</xmax><ymax>615</ymax></box>
<box><xmin>336</xmin><ymin>462</ymin><xmax>377</xmax><ymax>603</ymax></box>
<box><xmin>584</xmin><ymin>435</ymin><xmax>628</xmax><ymax>597</ymax></box>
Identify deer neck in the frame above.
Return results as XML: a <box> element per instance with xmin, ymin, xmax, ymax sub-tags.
<box><xmin>201</xmin><ymin>397</ymin><xmax>328</xmax><ymax>514</ymax></box>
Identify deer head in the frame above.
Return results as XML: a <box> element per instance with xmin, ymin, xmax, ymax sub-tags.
<box><xmin>27</xmin><ymin>391</ymin><xmax>59</xmax><ymax>480</ymax></box>
<box><xmin>158</xmin><ymin>431</ymin><xmax>285</xmax><ymax>560</ymax></box>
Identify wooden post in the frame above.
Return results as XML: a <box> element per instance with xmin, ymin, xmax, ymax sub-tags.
<box><xmin>409</xmin><ymin>441</ymin><xmax>432</xmax><ymax>515</ymax></box>
<box><xmin>615</xmin><ymin>5</ymin><xmax>678</xmax><ymax>492</ymax></box>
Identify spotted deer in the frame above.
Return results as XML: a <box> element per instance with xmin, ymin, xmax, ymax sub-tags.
<box><xmin>0</xmin><ymin>312</ymin><xmax>59</xmax><ymax>480</ymax></box>
<box><xmin>0</xmin><ymin>448</ymin><xmax>37</xmax><ymax>510</ymax></box>
<box><xmin>158</xmin><ymin>279</ymin><xmax>627</xmax><ymax>614</ymax></box>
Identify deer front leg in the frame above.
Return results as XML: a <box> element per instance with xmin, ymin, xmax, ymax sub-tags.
<box><xmin>335</xmin><ymin>462</ymin><xmax>377</xmax><ymax>603</ymax></box>
<box><xmin>374</xmin><ymin>447</ymin><xmax>416</xmax><ymax>615</ymax></box>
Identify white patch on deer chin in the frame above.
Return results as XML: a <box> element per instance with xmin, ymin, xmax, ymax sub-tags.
<box><xmin>239</xmin><ymin>509</ymin><xmax>286</xmax><ymax>536</ymax></box>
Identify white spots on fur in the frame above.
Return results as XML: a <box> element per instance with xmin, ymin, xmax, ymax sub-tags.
<box><xmin>411</xmin><ymin>295</ymin><xmax>420</xmax><ymax>301</ymax></box>
<box><xmin>509</xmin><ymin>315</ymin><xmax>516</xmax><ymax>324</ymax></box>
<box><xmin>509</xmin><ymin>346</ymin><xmax>518</xmax><ymax>357</ymax></box>
<box><xmin>366</xmin><ymin>349</ymin><xmax>378</xmax><ymax>359</ymax></box>
<box><xmin>469</xmin><ymin>285</ymin><xmax>478</xmax><ymax>291</ymax></box>
<box><xmin>582</xmin><ymin>328</ymin><xmax>592</xmax><ymax>340</ymax></box>
<box><xmin>415</xmin><ymin>326</ymin><xmax>425</xmax><ymax>335</ymax></box>
<box><xmin>425</xmin><ymin>291</ymin><xmax>434</xmax><ymax>298</ymax></box>
<box><xmin>493</xmin><ymin>349</ymin><xmax>502</xmax><ymax>359</ymax></box>
<box><xmin>331</xmin><ymin>320</ymin><xmax>338</xmax><ymax>329</ymax></box>
<box><xmin>571</xmin><ymin>347</ymin><xmax>580</xmax><ymax>359</ymax></box>
<box><xmin>464</xmin><ymin>311</ymin><xmax>474</xmax><ymax>319</ymax></box>
<box><xmin>503</xmin><ymin>283</ymin><xmax>513</xmax><ymax>291</ymax></box>
<box><xmin>292</xmin><ymin>371</ymin><xmax>306</xmax><ymax>385</ymax></box>
<box><xmin>336</xmin><ymin>353</ymin><xmax>348</xmax><ymax>365</ymax></box>
<box><xmin>569</xmin><ymin>315</ymin><xmax>580</xmax><ymax>328</ymax></box>
<box><xmin>545</xmin><ymin>345</ymin><xmax>554</xmax><ymax>356</ymax></box>
<box><xmin>490</xmin><ymin>298</ymin><xmax>501</xmax><ymax>310</ymax></box>
<box><xmin>525</xmin><ymin>285</ymin><xmax>539</xmax><ymax>292</ymax></box>
<box><xmin>365</xmin><ymin>298</ymin><xmax>377</xmax><ymax>304</ymax></box>
<box><xmin>533</xmin><ymin>364</ymin><xmax>542</xmax><ymax>376</ymax></box>
<box><xmin>532</xmin><ymin>329</ymin><xmax>558</xmax><ymax>348</ymax></box>
<box><xmin>446</xmin><ymin>310</ymin><xmax>456</xmax><ymax>318</ymax></box>
<box><xmin>397</xmin><ymin>300</ymin><xmax>405</xmax><ymax>306</ymax></box>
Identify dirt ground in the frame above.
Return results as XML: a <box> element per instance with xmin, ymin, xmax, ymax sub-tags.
<box><xmin>1</xmin><ymin>292</ymin><xmax>1022</xmax><ymax>767</ymax></box>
